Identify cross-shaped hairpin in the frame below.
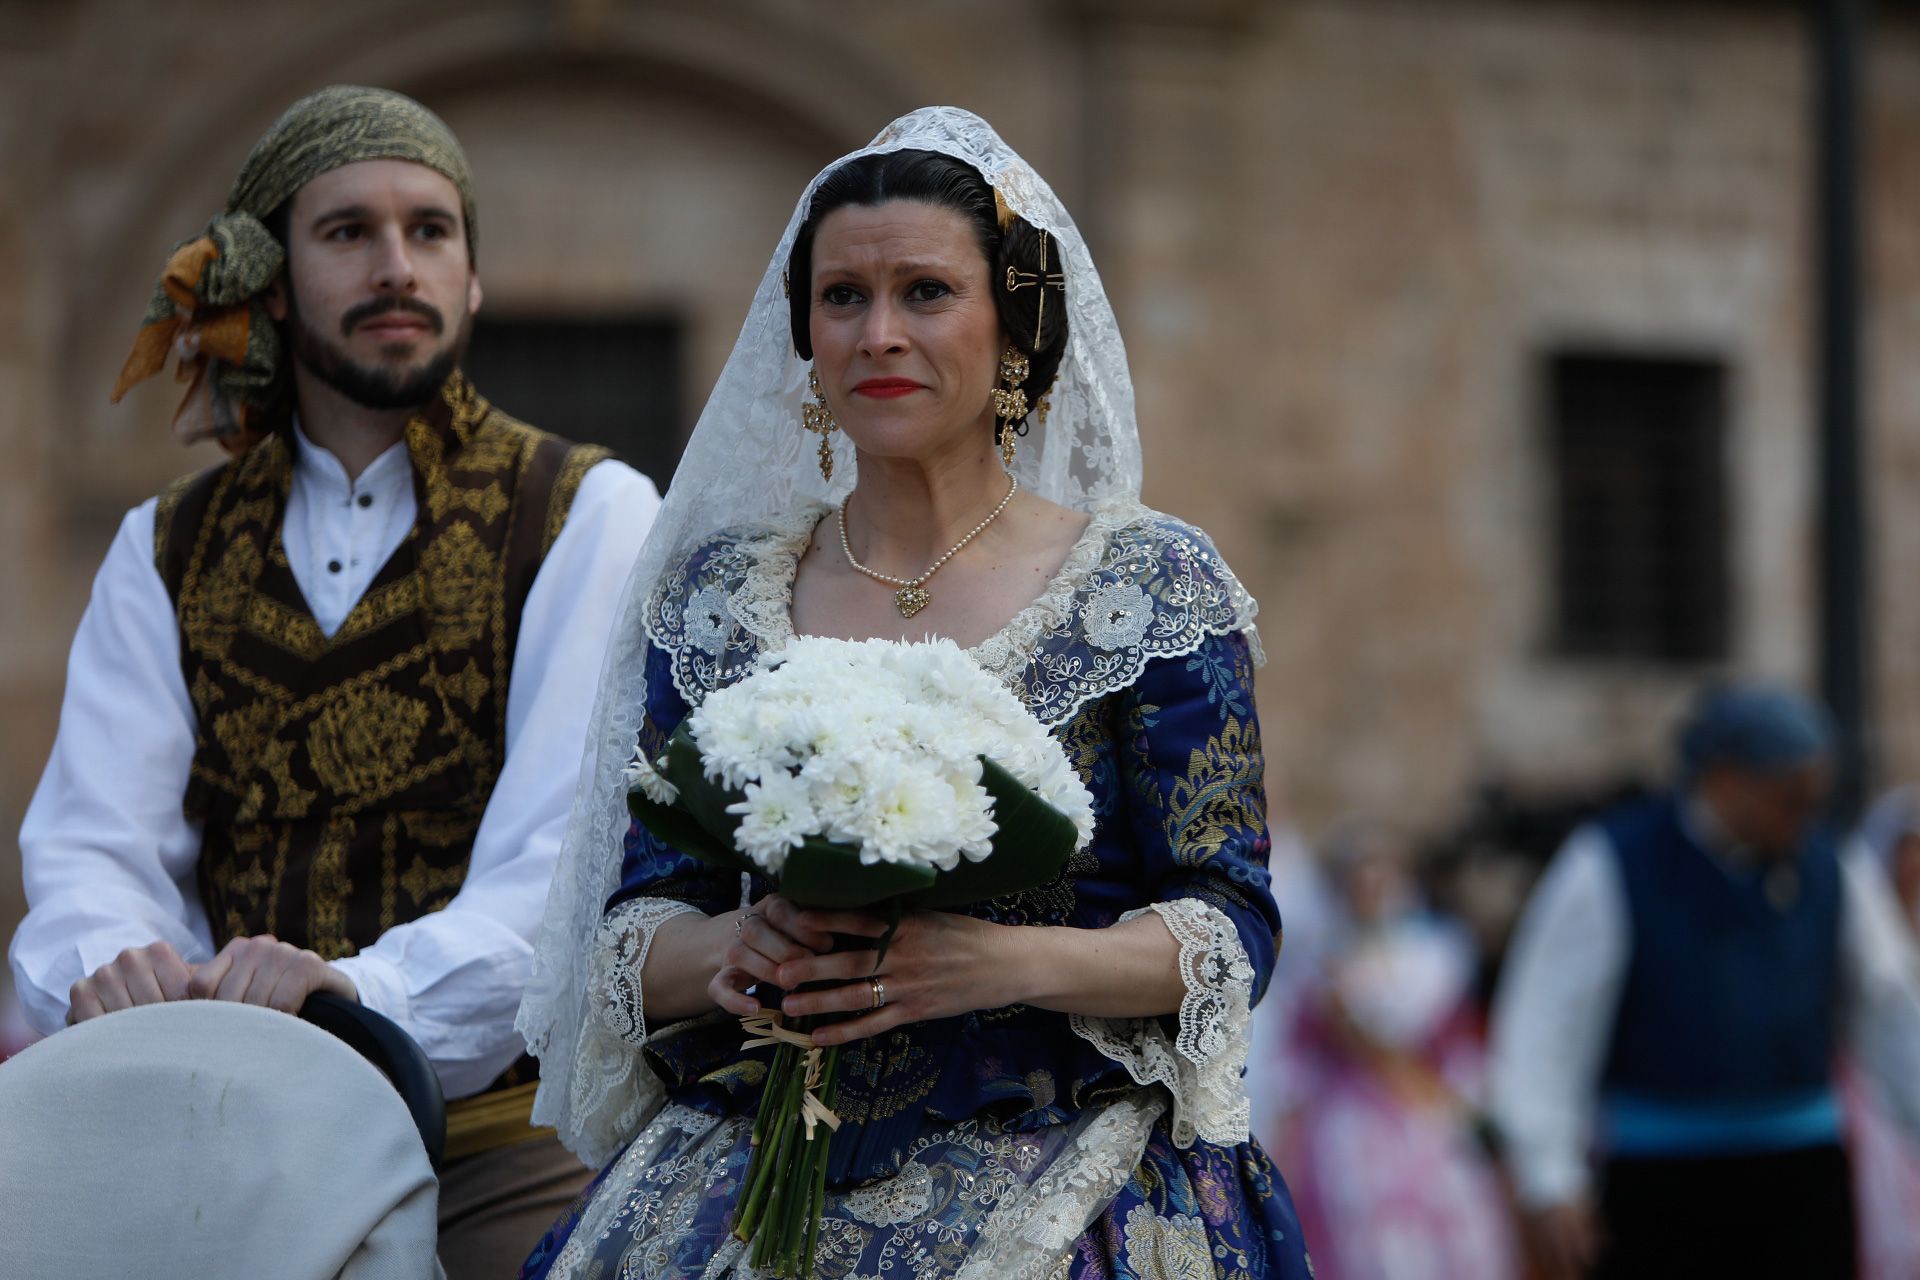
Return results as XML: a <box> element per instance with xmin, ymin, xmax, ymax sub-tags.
<box><xmin>1004</xmin><ymin>229</ymin><xmax>1066</xmax><ymax>336</ymax></box>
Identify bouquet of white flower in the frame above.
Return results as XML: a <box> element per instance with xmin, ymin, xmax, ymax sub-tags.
<box><xmin>624</xmin><ymin>635</ymin><xmax>1096</xmax><ymax>1277</ymax></box>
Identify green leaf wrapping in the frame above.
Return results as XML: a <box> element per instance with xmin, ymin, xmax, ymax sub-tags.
<box><xmin>627</xmin><ymin>788</ymin><xmax>750</xmax><ymax>873</ymax></box>
<box><xmin>779</xmin><ymin>841</ymin><xmax>938</xmax><ymax>906</ymax></box>
<box><xmin>626</xmin><ymin>724</ymin><xmax>1079</xmax><ymax>911</ymax></box>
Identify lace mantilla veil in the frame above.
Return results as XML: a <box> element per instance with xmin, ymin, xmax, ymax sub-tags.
<box><xmin>517</xmin><ymin>107</ymin><xmax>1257</xmax><ymax>1164</ymax></box>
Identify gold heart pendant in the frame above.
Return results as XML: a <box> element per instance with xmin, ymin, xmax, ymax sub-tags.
<box><xmin>895</xmin><ymin>585</ymin><xmax>932</xmax><ymax>618</ymax></box>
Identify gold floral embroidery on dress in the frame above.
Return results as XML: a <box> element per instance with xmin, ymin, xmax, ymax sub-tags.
<box><xmin>1057</xmin><ymin>695</ymin><xmax>1111</xmax><ymax>784</ymax></box>
<box><xmin>833</xmin><ymin>1031</ymin><xmax>941</xmax><ymax>1126</ymax></box>
<box><xmin>704</xmin><ymin>1057</ymin><xmax>771</xmax><ymax>1093</ymax></box>
<box><xmin>1122</xmin><ymin>1203</ymin><xmax>1214</xmax><ymax>1280</ymax></box>
<box><xmin>1164</xmin><ymin>715</ymin><xmax>1264</xmax><ymax>865</ymax></box>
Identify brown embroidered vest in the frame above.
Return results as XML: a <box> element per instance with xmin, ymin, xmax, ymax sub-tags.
<box><xmin>155</xmin><ymin>373</ymin><xmax>610</xmax><ymax>963</ymax></box>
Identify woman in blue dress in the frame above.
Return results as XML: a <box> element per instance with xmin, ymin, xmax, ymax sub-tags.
<box><xmin>514</xmin><ymin>107</ymin><xmax>1313</xmax><ymax>1280</ymax></box>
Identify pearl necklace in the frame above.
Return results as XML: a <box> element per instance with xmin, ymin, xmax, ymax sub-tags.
<box><xmin>839</xmin><ymin>477</ymin><xmax>1020</xmax><ymax>618</ymax></box>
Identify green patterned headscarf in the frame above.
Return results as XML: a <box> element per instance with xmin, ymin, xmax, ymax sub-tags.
<box><xmin>113</xmin><ymin>86</ymin><xmax>476</xmax><ymax>453</ymax></box>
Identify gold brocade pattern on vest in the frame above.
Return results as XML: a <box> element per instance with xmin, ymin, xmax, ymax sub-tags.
<box><xmin>158</xmin><ymin>372</ymin><xmax>610</xmax><ymax>960</ymax></box>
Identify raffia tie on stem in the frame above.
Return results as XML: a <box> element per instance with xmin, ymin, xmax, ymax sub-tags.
<box><xmin>739</xmin><ymin>1012</ymin><xmax>842</xmax><ymax>1140</ymax></box>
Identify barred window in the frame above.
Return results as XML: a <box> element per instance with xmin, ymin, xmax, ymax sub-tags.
<box><xmin>1546</xmin><ymin>350</ymin><xmax>1730</xmax><ymax>664</ymax></box>
<box><xmin>465</xmin><ymin>314</ymin><xmax>685</xmax><ymax>487</ymax></box>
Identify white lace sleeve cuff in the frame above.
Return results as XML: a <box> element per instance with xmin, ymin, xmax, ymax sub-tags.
<box><xmin>1068</xmin><ymin>898</ymin><xmax>1256</xmax><ymax>1147</ymax></box>
<box><xmin>563</xmin><ymin>897</ymin><xmax>703</xmax><ymax>1167</ymax></box>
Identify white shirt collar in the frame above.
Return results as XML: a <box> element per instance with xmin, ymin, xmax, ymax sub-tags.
<box><xmin>291</xmin><ymin>418</ymin><xmax>411</xmax><ymax>496</ymax></box>
<box><xmin>1682</xmin><ymin>790</ymin><xmax>1759</xmax><ymax>869</ymax></box>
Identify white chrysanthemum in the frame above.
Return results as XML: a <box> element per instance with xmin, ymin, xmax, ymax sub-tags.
<box><xmin>688</xmin><ymin>635</ymin><xmax>1097</xmax><ymax>874</ymax></box>
<box><xmin>841</xmin><ymin>770</ymin><xmax>969</xmax><ymax>871</ymax></box>
<box><xmin>726</xmin><ymin>768</ymin><xmax>817</xmax><ymax>873</ymax></box>
<box><xmin>622</xmin><ymin>753</ymin><xmax>679</xmax><ymax>805</ymax></box>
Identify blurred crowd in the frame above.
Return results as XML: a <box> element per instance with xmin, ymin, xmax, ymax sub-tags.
<box><xmin>1249</xmin><ymin>695</ymin><xmax>1920</xmax><ymax>1280</ymax></box>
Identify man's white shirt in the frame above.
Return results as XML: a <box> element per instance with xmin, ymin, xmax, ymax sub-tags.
<box><xmin>10</xmin><ymin>425</ymin><xmax>661</xmax><ymax>1097</ymax></box>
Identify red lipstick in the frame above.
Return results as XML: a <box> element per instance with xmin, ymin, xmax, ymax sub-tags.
<box><xmin>851</xmin><ymin>377</ymin><xmax>922</xmax><ymax>399</ymax></box>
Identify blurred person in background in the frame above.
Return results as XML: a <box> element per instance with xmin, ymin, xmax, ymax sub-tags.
<box><xmin>1245</xmin><ymin>821</ymin><xmax>1338</xmax><ymax>1147</ymax></box>
<box><xmin>1856</xmin><ymin>787</ymin><xmax>1920</xmax><ymax>936</ymax></box>
<box><xmin>1843</xmin><ymin>786</ymin><xmax>1920</xmax><ymax>1279</ymax></box>
<box><xmin>1491</xmin><ymin>683</ymin><xmax>1920</xmax><ymax>1280</ymax></box>
<box><xmin>6</xmin><ymin>85</ymin><xmax>660</xmax><ymax>1276</ymax></box>
<box><xmin>1268</xmin><ymin>820</ymin><xmax>1521</xmax><ymax>1280</ymax></box>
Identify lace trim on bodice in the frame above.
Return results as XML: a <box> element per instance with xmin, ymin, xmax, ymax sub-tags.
<box><xmin>566</xmin><ymin>896</ymin><xmax>704</xmax><ymax>1168</ymax></box>
<box><xmin>1068</xmin><ymin>899</ymin><xmax>1256</xmax><ymax>1147</ymax></box>
<box><xmin>642</xmin><ymin>500</ymin><xmax>1261</xmax><ymax>728</ymax></box>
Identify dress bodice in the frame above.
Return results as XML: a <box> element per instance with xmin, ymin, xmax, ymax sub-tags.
<box><xmin>606</xmin><ymin>502</ymin><xmax>1280</xmax><ymax>1183</ymax></box>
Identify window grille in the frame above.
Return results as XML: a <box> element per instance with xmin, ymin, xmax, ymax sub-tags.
<box><xmin>465</xmin><ymin>314</ymin><xmax>685</xmax><ymax>488</ymax></box>
<box><xmin>1546</xmin><ymin>350</ymin><xmax>1730</xmax><ymax>664</ymax></box>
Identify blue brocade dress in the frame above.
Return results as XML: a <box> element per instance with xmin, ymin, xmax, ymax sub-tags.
<box><xmin>521</xmin><ymin>502</ymin><xmax>1314</xmax><ymax>1280</ymax></box>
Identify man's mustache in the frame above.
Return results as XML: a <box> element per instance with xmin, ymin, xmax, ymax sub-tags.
<box><xmin>340</xmin><ymin>295</ymin><xmax>445</xmax><ymax>338</ymax></box>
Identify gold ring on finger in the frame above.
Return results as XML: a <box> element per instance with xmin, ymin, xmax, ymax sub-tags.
<box><xmin>869</xmin><ymin>977</ymin><xmax>886</xmax><ymax>1010</ymax></box>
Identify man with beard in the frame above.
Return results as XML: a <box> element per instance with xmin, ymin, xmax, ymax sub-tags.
<box><xmin>7</xmin><ymin>87</ymin><xmax>661</xmax><ymax>1275</ymax></box>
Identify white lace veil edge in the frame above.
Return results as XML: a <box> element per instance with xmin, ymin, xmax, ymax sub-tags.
<box><xmin>515</xmin><ymin>106</ymin><xmax>1257</xmax><ymax>1162</ymax></box>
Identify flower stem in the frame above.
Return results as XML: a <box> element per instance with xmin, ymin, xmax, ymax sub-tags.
<box><xmin>800</xmin><ymin>1044</ymin><xmax>841</xmax><ymax>1277</ymax></box>
<box><xmin>755</xmin><ymin>1038</ymin><xmax>809</xmax><ymax>1270</ymax></box>
<box><xmin>733</xmin><ymin>1039</ymin><xmax>796</xmax><ymax>1245</ymax></box>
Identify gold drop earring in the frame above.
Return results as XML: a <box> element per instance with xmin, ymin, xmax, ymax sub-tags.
<box><xmin>803</xmin><ymin>368</ymin><xmax>837</xmax><ymax>483</ymax></box>
<box><xmin>991</xmin><ymin>347</ymin><xmax>1030</xmax><ymax>469</ymax></box>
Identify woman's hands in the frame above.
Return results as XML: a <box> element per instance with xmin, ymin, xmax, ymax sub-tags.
<box><xmin>710</xmin><ymin>895</ymin><xmax>1017</xmax><ymax>1046</ymax></box>
<box><xmin>700</xmin><ymin>897</ymin><xmax>1190</xmax><ymax>1045</ymax></box>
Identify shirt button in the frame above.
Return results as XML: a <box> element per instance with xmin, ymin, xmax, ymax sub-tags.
<box><xmin>357</xmin><ymin>493</ymin><xmax>373</xmax><ymax>508</ymax></box>
<box><xmin>327</xmin><ymin>559</ymin><xmax>343</xmax><ymax>574</ymax></box>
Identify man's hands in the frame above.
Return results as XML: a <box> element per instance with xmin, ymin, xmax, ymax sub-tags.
<box><xmin>66</xmin><ymin>935</ymin><xmax>358</xmax><ymax>1025</ymax></box>
<box><xmin>190</xmin><ymin>935</ymin><xmax>359</xmax><ymax>1012</ymax></box>
<box><xmin>67</xmin><ymin>940</ymin><xmax>194</xmax><ymax>1023</ymax></box>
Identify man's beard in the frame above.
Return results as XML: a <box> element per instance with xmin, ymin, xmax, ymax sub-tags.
<box><xmin>286</xmin><ymin>291</ymin><xmax>469</xmax><ymax>410</ymax></box>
